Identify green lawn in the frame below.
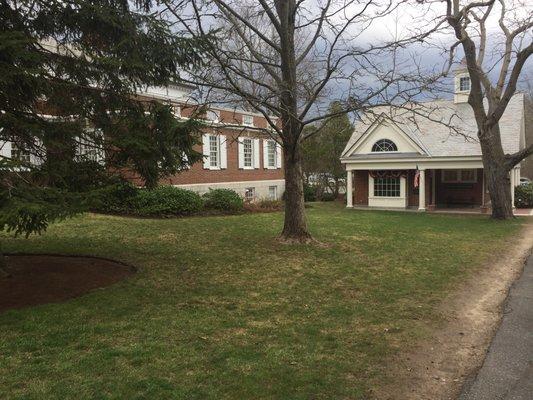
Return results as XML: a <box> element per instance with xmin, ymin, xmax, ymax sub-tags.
<box><xmin>0</xmin><ymin>203</ymin><xmax>524</xmax><ymax>399</ymax></box>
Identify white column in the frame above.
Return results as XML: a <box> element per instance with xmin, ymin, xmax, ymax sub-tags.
<box><xmin>510</xmin><ymin>168</ymin><xmax>515</xmax><ymax>209</ymax></box>
<box><xmin>418</xmin><ymin>169</ymin><xmax>426</xmax><ymax>211</ymax></box>
<box><xmin>346</xmin><ymin>170</ymin><xmax>353</xmax><ymax>208</ymax></box>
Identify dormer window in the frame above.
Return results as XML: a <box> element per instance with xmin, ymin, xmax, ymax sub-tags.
<box><xmin>372</xmin><ymin>139</ymin><xmax>397</xmax><ymax>152</ymax></box>
<box><xmin>459</xmin><ymin>76</ymin><xmax>470</xmax><ymax>92</ymax></box>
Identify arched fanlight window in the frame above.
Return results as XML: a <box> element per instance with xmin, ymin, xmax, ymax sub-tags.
<box><xmin>372</xmin><ymin>139</ymin><xmax>397</xmax><ymax>152</ymax></box>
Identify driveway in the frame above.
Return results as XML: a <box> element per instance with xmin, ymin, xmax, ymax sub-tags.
<box><xmin>458</xmin><ymin>252</ymin><xmax>533</xmax><ymax>400</ymax></box>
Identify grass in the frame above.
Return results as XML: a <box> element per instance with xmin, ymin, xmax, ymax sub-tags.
<box><xmin>0</xmin><ymin>202</ymin><xmax>525</xmax><ymax>399</ymax></box>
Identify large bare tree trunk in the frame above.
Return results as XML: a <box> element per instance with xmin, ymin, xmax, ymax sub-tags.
<box><xmin>280</xmin><ymin>139</ymin><xmax>312</xmax><ymax>242</ymax></box>
<box><xmin>480</xmin><ymin>125</ymin><xmax>514</xmax><ymax>219</ymax></box>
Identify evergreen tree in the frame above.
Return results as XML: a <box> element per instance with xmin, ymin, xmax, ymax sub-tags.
<box><xmin>0</xmin><ymin>0</ymin><xmax>208</xmax><ymax>276</ymax></box>
<box><xmin>302</xmin><ymin>102</ymin><xmax>353</xmax><ymax>198</ymax></box>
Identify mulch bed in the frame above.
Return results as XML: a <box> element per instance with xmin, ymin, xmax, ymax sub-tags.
<box><xmin>0</xmin><ymin>255</ymin><xmax>135</xmax><ymax>313</ymax></box>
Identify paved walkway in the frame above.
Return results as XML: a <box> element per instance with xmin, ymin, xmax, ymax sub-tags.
<box><xmin>459</xmin><ymin>253</ymin><xmax>533</xmax><ymax>400</ymax></box>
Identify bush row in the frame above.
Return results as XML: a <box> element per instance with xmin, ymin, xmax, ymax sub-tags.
<box><xmin>93</xmin><ymin>183</ymin><xmax>245</xmax><ymax>217</ymax></box>
<box><xmin>515</xmin><ymin>183</ymin><xmax>533</xmax><ymax>208</ymax></box>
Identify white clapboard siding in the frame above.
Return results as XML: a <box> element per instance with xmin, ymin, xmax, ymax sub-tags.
<box><xmin>202</xmin><ymin>134</ymin><xmax>210</xmax><ymax>169</ymax></box>
<box><xmin>253</xmin><ymin>139</ymin><xmax>260</xmax><ymax>169</ymax></box>
<box><xmin>220</xmin><ymin>135</ymin><xmax>227</xmax><ymax>169</ymax></box>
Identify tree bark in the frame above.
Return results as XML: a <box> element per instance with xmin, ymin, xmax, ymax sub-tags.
<box><xmin>479</xmin><ymin>125</ymin><xmax>514</xmax><ymax>219</ymax></box>
<box><xmin>280</xmin><ymin>142</ymin><xmax>312</xmax><ymax>242</ymax></box>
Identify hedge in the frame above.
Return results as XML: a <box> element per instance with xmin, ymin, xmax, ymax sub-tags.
<box><xmin>202</xmin><ymin>189</ymin><xmax>244</xmax><ymax>212</ymax></box>
<box><xmin>132</xmin><ymin>186</ymin><xmax>203</xmax><ymax>216</ymax></box>
<box><xmin>515</xmin><ymin>183</ymin><xmax>533</xmax><ymax>208</ymax></box>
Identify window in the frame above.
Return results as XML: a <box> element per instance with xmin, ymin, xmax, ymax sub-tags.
<box><xmin>77</xmin><ymin>134</ymin><xmax>103</xmax><ymax>162</ymax></box>
<box><xmin>172</xmin><ymin>104</ymin><xmax>181</xmax><ymax>117</ymax></box>
<box><xmin>11</xmin><ymin>142</ymin><xmax>31</xmax><ymax>164</ymax></box>
<box><xmin>460</xmin><ymin>169</ymin><xmax>476</xmax><ymax>182</ymax></box>
<box><xmin>245</xmin><ymin>187</ymin><xmax>255</xmax><ymax>201</ymax></box>
<box><xmin>371</xmin><ymin>139</ymin><xmax>397</xmax><ymax>152</ymax></box>
<box><xmin>268</xmin><ymin>186</ymin><xmax>278</xmax><ymax>200</ymax></box>
<box><xmin>206</xmin><ymin>110</ymin><xmax>220</xmax><ymax>122</ymax></box>
<box><xmin>243</xmin><ymin>138</ymin><xmax>253</xmax><ymax>167</ymax></box>
<box><xmin>459</xmin><ymin>76</ymin><xmax>471</xmax><ymax>92</ymax></box>
<box><xmin>267</xmin><ymin>140</ymin><xmax>277</xmax><ymax>168</ymax></box>
<box><xmin>373</xmin><ymin>177</ymin><xmax>401</xmax><ymax>197</ymax></box>
<box><xmin>209</xmin><ymin>135</ymin><xmax>220</xmax><ymax>167</ymax></box>
<box><xmin>442</xmin><ymin>169</ymin><xmax>477</xmax><ymax>183</ymax></box>
<box><xmin>242</xmin><ymin>114</ymin><xmax>254</xmax><ymax>126</ymax></box>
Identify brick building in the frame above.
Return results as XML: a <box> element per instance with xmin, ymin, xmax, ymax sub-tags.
<box><xmin>131</xmin><ymin>84</ymin><xmax>285</xmax><ymax>200</ymax></box>
<box><xmin>0</xmin><ymin>83</ymin><xmax>285</xmax><ymax>201</ymax></box>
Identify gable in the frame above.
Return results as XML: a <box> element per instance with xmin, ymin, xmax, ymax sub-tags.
<box><xmin>345</xmin><ymin>117</ymin><xmax>427</xmax><ymax>157</ymax></box>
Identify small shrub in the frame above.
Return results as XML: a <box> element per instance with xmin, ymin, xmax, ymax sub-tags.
<box><xmin>515</xmin><ymin>183</ymin><xmax>533</xmax><ymax>208</ymax></box>
<box><xmin>320</xmin><ymin>192</ymin><xmax>337</xmax><ymax>202</ymax></box>
<box><xmin>92</xmin><ymin>182</ymin><xmax>139</xmax><ymax>214</ymax></box>
<box><xmin>133</xmin><ymin>186</ymin><xmax>203</xmax><ymax>216</ymax></box>
<box><xmin>303</xmin><ymin>184</ymin><xmax>316</xmax><ymax>202</ymax></box>
<box><xmin>203</xmin><ymin>189</ymin><xmax>244</xmax><ymax>212</ymax></box>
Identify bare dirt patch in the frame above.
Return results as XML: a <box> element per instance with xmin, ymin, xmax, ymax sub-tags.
<box><xmin>0</xmin><ymin>255</ymin><xmax>134</xmax><ymax>313</ymax></box>
<box><xmin>373</xmin><ymin>223</ymin><xmax>533</xmax><ymax>400</ymax></box>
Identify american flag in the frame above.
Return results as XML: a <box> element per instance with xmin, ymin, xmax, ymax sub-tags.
<box><xmin>414</xmin><ymin>170</ymin><xmax>420</xmax><ymax>188</ymax></box>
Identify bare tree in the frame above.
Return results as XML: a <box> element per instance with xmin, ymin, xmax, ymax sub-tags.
<box><xmin>442</xmin><ymin>0</ymin><xmax>533</xmax><ymax>219</ymax></box>
<box><xmin>162</xmin><ymin>0</ymin><xmax>438</xmax><ymax>242</ymax></box>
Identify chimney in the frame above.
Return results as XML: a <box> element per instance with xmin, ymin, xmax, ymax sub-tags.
<box><xmin>454</xmin><ymin>58</ymin><xmax>470</xmax><ymax>104</ymax></box>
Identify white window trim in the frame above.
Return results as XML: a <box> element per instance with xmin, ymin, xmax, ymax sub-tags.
<box><xmin>206</xmin><ymin>110</ymin><xmax>220</xmax><ymax>123</ymax></box>
<box><xmin>244</xmin><ymin>187</ymin><xmax>256</xmax><ymax>201</ymax></box>
<box><xmin>172</xmin><ymin>104</ymin><xmax>181</xmax><ymax>118</ymax></box>
<box><xmin>456</xmin><ymin>74</ymin><xmax>471</xmax><ymax>93</ymax></box>
<box><xmin>242</xmin><ymin>114</ymin><xmax>254</xmax><ymax>127</ymax></box>
<box><xmin>441</xmin><ymin>169</ymin><xmax>477</xmax><ymax>183</ymax></box>
<box><xmin>242</xmin><ymin>138</ymin><xmax>254</xmax><ymax>169</ymax></box>
<box><xmin>203</xmin><ymin>134</ymin><xmax>227</xmax><ymax>170</ymax></box>
<box><xmin>264</xmin><ymin>139</ymin><xmax>276</xmax><ymax>169</ymax></box>
<box><xmin>268</xmin><ymin>185</ymin><xmax>278</xmax><ymax>200</ymax></box>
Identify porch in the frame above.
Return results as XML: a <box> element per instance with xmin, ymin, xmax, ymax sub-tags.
<box><xmin>345</xmin><ymin>165</ymin><xmax>521</xmax><ymax>212</ymax></box>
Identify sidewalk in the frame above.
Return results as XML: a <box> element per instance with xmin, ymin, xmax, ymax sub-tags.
<box><xmin>458</xmin><ymin>252</ymin><xmax>533</xmax><ymax>400</ymax></box>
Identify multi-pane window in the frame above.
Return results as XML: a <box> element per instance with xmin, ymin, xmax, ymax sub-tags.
<box><xmin>245</xmin><ymin>187</ymin><xmax>255</xmax><ymax>201</ymax></box>
<box><xmin>77</xmin><ymin>137</ymin><xmax>101</xmax><ymax>162</ymax></box>
<box><xmin>374</xmin><ymin>177</ymin><xmax>401</xmax><ymax>197</ymax></box>
<box><xmin>242</xmin><ymin>114</ymin><xmax>253</xmax><ymax>126</ymax></box>
<box><xmin>267</xmin><ymin>140</ymin><xmax>276</xmax><ymax>167</ymax></box>
<box><xmin>372</xmin><ymin>139</ymin><xmax>397</xmax><ymax>152</ymax></box>
<box><xmin>442</xmin><ymin>169</ymin><xmax>477</xmax><ymax>183</ymax></box>
<box><xmin>243</xmin><ymin>138</ymin><xmax>253</xmax><ymax>167</ymax></box>
<box><xmin>268</xmin><ymin>186</ymin><xmax>278</xmax><ymax>200</ymax></box>
<box><xmin>459</xmin><ymin>76</ymin><xmax>471</xmax><ymax>91</ymax></box>
<box><xmin>11</xmin><ymin>142</ymin><xmax>31</xmax><ymax>164</ymax></box>
<box><xmin>209</xmin><ymin>135</ymin><xmax>219</xmax><ymax>167</ymax></box>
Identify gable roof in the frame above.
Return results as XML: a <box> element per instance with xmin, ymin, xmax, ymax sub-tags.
<box><xmin>342</xmin><ymin>93</ymin><xmax>525</xmax><ymax>159</ymax></box>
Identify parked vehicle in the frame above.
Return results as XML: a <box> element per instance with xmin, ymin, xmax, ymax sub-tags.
<box><xmin>520</xmin><ymin>177</ymin><xmax>531</xmax><ymax>186</ymax></box>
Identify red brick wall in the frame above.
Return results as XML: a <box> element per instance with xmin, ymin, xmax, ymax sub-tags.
<box><xmin>353</xmin><ymin>170</ymin><xmax>369</xmax><ymax>205</ymax></box>
<box><xmin>121</xmin><ymin>102</ymin><xmax>284</xmax><ymax>187</ymax></box>
<box><xmin>161</xmin><ymin>128</ymin><xmax>284</xmax><ymax>185</ymax></box>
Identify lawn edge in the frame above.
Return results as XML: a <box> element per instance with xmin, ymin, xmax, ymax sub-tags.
<box><xmin>372</xmin><ymin>222</ymin><xmax>533</xmax><ymax>400</ymax></box>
